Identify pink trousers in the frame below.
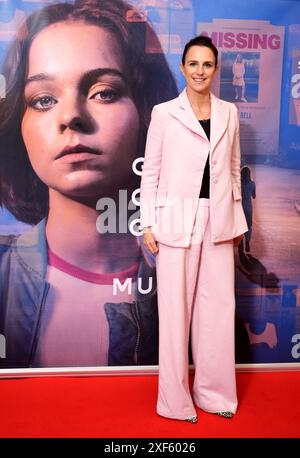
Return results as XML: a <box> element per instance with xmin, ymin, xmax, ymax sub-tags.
<box><xmin>156</xmin><ymin>198</ymin><xmax>238</xmax><ymax>420</ymax></box>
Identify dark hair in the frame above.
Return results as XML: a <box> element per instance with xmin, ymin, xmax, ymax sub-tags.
<box><xmin>181</xmin><ymin>35</ymin><xmax>218</xmax><ymax>67</ymax></box>
<box><xmin>0</xmin><ymin>0</ymin><xmax>178</xmax><ymax>224</ymax></box>
<box><xmin>241</xmin><ymin>166</ymin><xmax>252</xmax><ymax>183</ymax></box>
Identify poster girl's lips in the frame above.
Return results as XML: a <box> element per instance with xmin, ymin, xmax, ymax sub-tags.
<box><xmin>55</xmin><ymin>144</ymin><xmax>102</xmax><ymax>163</ymax></box>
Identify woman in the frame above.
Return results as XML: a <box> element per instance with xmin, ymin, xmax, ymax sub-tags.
<box><xmin>0</xmin><ymin>0</ymin><xmax>177</xmax><ymax>368</ymax></box>
<box><xmin>140</xmin><ymin>35</ymin><xmax>248</xmax><ymax>422</ymax></box>
<box><xmin>232</xmin><ymin>54</ymin><xmax>247</xmax><ymax>102</ymax></box>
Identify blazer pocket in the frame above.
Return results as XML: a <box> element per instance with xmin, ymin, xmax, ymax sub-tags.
<box><xmin>232</xmin><ymin>183</ymin><xmax>242</xmax><ymax>201</ymax></box>
<box><xmin>155</xmin><ymin>189</ymin><xmax>167</xmax><ymax>207</ymax></box>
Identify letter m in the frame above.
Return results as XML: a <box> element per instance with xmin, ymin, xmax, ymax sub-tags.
<box><xmin>113</xmin><ymin>278</ymin><xmax>132</xmax><ymax>295</ymax></box>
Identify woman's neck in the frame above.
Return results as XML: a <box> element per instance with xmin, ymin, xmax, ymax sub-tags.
<box><xmin>186</xmin><ymin>86</ymin><xmax>210</xmax><ymax>106</ymax></box>
<box><xmin>186</xmin><ymin>87</ymin><xmax>211</xmax><ymax>119</ymax></box>
<box><xmin>46</xmin><ymin>190</ymin><xmax>140</xmax><ymax>273</ymax></box>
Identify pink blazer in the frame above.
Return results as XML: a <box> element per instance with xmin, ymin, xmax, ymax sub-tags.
<box><xmin>140</xmin><ymin>89</ymin><xmax>248</xmax><ymax>247</ymax></box>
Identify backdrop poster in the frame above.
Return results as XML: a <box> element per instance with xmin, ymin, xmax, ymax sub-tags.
<box><xmin>197</xmin><ymin>19</ymin><xmax>285</xmax><ymax>156</ymax></box>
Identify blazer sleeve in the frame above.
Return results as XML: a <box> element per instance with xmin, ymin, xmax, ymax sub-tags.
<box><xmin>140</xmin><ymin>105</ymin><xmax>166</xmax><ymax>228</ymax></box>
<box><xmin>231</xmin><ymin>105</ymin><xmax>242</xmax><ymax>200</ymax></box>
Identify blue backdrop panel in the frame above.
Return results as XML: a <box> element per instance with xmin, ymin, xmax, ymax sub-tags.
<box><xmin>0</xmin><ymin>0</ymin><xmax>299</xmax><ymax>370</ymax></box>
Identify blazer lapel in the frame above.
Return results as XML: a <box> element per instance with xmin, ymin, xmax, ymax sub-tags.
<box><xmin>168</xmin><ymin>89</ymin><xmax>230</xmax><ymax>151</ymax></box>
<box><xmin>168</xmin><ymin>89</ymin><xmax>208</xmax><ymax>141</ymax></box>
<box><xmin>210</xmin><ymin>93</ymin><xmax>230</xmax><ymax>154</ymax></box>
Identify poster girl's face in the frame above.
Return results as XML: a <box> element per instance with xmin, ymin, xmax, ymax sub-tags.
<box><xmin>180</xmin><ymin>45</ymin><xmax>217</xmax><ymax>95</ymax></box>
<box><xmin>21</xmin><ymin>21</ymin><xmax>140</xmax><ymax>199</ymax></box>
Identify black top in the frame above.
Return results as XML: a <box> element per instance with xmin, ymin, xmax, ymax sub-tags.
<box><xmin>199</xmin><ymin>119</ymin><xmax>210</xmax><ymax>198</ymax></box>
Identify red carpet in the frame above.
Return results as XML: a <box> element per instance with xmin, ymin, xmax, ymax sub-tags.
<box><xmin>0</xmin><ymin>371</ymin><xmax>299</xmax><ymax>438</ymax></box>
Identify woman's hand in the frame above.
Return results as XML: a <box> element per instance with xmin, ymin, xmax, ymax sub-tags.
<box><xmin>233</xmin><ymin>234</ymin><xmax>244</xmax><ymax>246</ymax></box>
<box><xmin>143</xmin><ymin>227</ymin><xmax>159</xmax><ymax>254</ymax></box>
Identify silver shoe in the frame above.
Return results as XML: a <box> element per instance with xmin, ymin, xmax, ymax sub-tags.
<box><xmin>185</xmin><ymin>415</ymin><xmax>198</xmax><ymax>423</ymax></box>
<box><xmin>216</xmin><ymin>411</ymin><xmax>234</xmax><ymax>419</ymax></box>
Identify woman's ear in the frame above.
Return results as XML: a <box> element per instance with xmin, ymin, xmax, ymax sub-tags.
<box><xmin>179</xmin><ymin>62</ymin><xmax>185</xmax><ymax>76</ymax></box>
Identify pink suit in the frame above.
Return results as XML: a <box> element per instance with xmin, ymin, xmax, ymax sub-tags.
<box><xmin>140</xmin><ymin>89</ymin><xmax>248</xmax><ymax>420</ymax></box>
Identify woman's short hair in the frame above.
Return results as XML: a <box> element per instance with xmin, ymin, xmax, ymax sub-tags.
<box><xmin>0</xmin><ymin>0</ymin><xmax>178</xmax><ymax>224</ymax></box>
<box><xmin>241</xmin><ymin>166</ymin><xmax>251</xmax><ymax>182</ymax></box>
<box><xmin>181</xmin><ymin>35</ymin><xmax>218</xmax><ymax>67</ymax></box>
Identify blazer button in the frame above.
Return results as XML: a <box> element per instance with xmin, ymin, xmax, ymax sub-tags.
<box><xmin>212</xmin><ymin>178</ymin><xmax>218</xmax><ymax>183</ymax></box>
<box><xmin>212</xmin><ymin>159</ymin><xmax>217</xmax><ymax>165</ymax></box>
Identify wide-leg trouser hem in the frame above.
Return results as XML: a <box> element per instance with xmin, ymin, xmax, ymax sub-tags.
<box><xmin>193</xmin><ymin>401</ymin><xmax>237</xmax><ymax>415</ymax></box>
<box><xmin>156</xmin><ymin>409</ymin><xmax>197</xmax><ymax>421</ymax></box>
